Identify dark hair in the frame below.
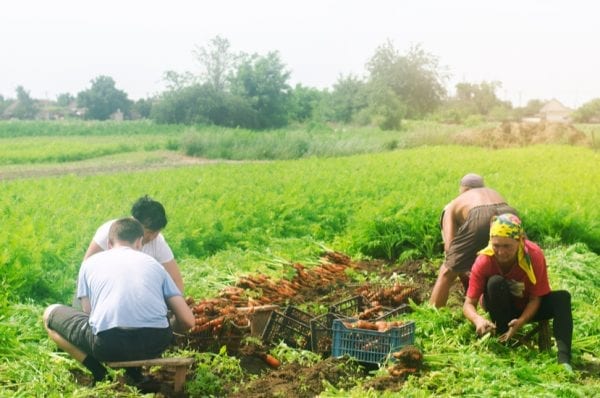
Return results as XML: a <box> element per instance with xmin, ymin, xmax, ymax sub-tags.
<box><xmin>108</xmin><ymin>218</ymin><xmax>144</xmax><ymax>245</ymax></box>
<box><xmin>131</xmin><ymin>195</ymin><xmax>167</xmax><ymax>231</ymax></box>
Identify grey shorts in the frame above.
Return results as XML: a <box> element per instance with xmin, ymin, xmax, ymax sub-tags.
<box><xmin>445</xmin><ymin>203</ymin><xmax>518</xmax><ymax>273</ymax></box>
<box><xmin>47</xmin><ymin>305</ymin><xmax>172</xmax><ymax>362</ymax></box>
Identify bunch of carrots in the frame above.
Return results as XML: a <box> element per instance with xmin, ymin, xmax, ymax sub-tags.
<box><xmin>342</xmin><ymin>319</ymin><xmax>407</xmax><ymax>333</ymax></box>
<box><xmin>354</xmin><ymin>283</ymin><xmax>419</xmax><ymax>307</ymax></box>
<box><xmin>387</xmin><ymin>345</ymin><xmax>423</xmax><ymax>378</ymax></box>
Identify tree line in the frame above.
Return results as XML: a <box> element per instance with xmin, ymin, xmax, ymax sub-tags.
<box><xmin>2</xmin><ymin>36</ymin><xmax>599</xmax><ymax>128</ymax></box>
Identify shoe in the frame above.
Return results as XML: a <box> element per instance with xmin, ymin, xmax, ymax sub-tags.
<box><xmin>135</xmin><ymin>375</ymin><xmax>161</xmax><ymax>394</ymax></box>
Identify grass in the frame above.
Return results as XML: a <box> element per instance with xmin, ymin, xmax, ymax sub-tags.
<box><xmin>0</xmin><ymin>120</ymin><xmax>598</xmax><ymax>396</ymax></box>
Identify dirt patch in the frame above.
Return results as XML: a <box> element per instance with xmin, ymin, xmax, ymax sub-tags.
<box><xmin>452</xmin><ymin>121</ymin><xmax>591</xmax><ymax>148</ymax></box>
<box><xmin>230</xmin><ymin>357</ymin><xmax>366</xmax><ymax>398</ymax></box>
<box><xmin>0</xmin><ymin>151</ymin><xmax>243</xmax><ymax>180</ymax></box>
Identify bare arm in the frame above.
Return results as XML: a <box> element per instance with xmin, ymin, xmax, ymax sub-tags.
<box><xmin>167</xmin><ymin>295</ymin><xmax>195</xmax><ymax>333</ymax></box>
<box><xmin>162</xmin><ymin>259</ymin><xmax>185</xmax><ymax>294</ymax></box>
<box><xmin>498</xmin><ymin>296</ymin><xmax>541</xmax><ymax>342</ymax></box>
<box><xmin>80</xmin><ymin>297</ymin><xmax>91</xmax><ymax>314</ymax></box>
<box><xmin>83</xmin><ymin>240</ymin><xmax>104</xmax><ymax>261</ymax></box>
<box><xmin>463</xmin><ymin>296</ymin><xmax>496</xmax><ymax>336</ymax></box>
<box><xmin>441</xmin><ymin>203</ymin><xmax>457</xmax><ymax>252</ymax></box>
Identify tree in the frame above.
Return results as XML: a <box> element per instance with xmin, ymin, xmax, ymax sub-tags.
<box><xmin>56</xmin><ymin>93</ymin><xmax>75</xmax><ymax>107</ymax></box>
<box><xmin>76</xmin><ymin>76</ymin><xmax>132</xmax><ymax>120</ymax></box>
<box><xmin>288</xmin><ymin>84</ymin><xmax>326</xmax><ymax>123</ymax></box>
<box><xmin>572</xmin><ymin>98</ymin><xmax>600</xmax><ymax>123</ymax></box>
<box><xmin>132</xmin><ymin>98</ymin><xmax>153</xmax><ymax>119</ymax></box>
<box><xmin>194</xmin><ymin>35</ymin><xmax>239</xmax><ymax>92</ymax></box>
<box><xmin>366</xmin><ymin>42</ymin><xmax>447</xmax><ymax>119</ymax></box>
<box><xmin>454</xmin><ymin>81</ymin><xmax>504</xmax><ymax>115</ymax></box>
<box><xmin>230</xmin><ymin>51</ymin><xmax>291</xmax><ymax>129</ymax></box>
<box><xmin>12</xmin><ymin>86</ymin><xmax>38</xmax><ymax>119</ymax></box>
<box><xmin>327</xmin><ymin>74</ymin><xmax>368</xmax><ymax>123</ymax></box>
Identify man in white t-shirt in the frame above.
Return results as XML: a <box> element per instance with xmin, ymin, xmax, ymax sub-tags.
<box><xmin>44</xmin><ymin>218</ymin><xmax>195</xmax><ymax>388</ymax></box>
<box><xmin>82</xmin><ymin>195</ymin><xmax>184</xmax><ymax>294</ymax></box>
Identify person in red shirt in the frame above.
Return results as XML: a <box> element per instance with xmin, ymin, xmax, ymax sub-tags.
<box><xmin>463</xmin><ymin>213</ymin><xmax>573</xmax><ymax>371</ymax></box>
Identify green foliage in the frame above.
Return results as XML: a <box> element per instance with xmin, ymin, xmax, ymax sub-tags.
<box><xmin>0</xmin><ymin>119</ymin><xmax>184</xmax><ymax>138</ymax></box>
<box><xmin>572</xmin><ymin>97</ymin><xmax>600</xmax><ymax>123</ymax></box>
<box><xmin>326</xmin><ymin>74</ymin><xmax>369</xmax><ymax>124</ymax></box>
<box><xmin>77</xmin><ymin>76</ymin><xmax>132</xmax><ymax>120</ymax></box>
<box><xmin>10</xmin><ymin>86</ymin><xmax>39</xmax><ymax>120</ymax></box>
<box><xmin>186</xmin><ymin>346</ymin><xmax>244</xmax><ymax>396</ymax></box>
<box><xmin>1</xmin><ymin>125</ymin><xmax>599</xmax><ymax>396</ymax></box>
<box><xmin>366</xmin><ymin>42</ymin><xmax>446</xmax><ymax>119</ymax></box>
<box><xmin>231</xmin><ymin>51</ymin><xmax>292</xmax><ymax>129</ymax></box>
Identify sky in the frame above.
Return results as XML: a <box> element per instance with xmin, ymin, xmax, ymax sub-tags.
<box><xmin>1</xmin><ymin>0</ymin><xmax>598</xmax><ymax>108</ymax></box>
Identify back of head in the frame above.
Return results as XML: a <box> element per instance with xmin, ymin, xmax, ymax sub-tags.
<box><xmin>460</xmin><ymin>173</ymin><xmax>485</xmax><ymax>189</ymax></box>
<box><xmin>108</xmin><ymin>218</ymin><xmax>144</xmax><ymax>245</ymax></box>
<box><xmin>131</xmin><ymin>195</ymin><xmax>167</xmax><ymax>231</ymax></box>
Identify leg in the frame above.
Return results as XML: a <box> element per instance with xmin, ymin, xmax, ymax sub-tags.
<box><xmin>44</xmin><ymin>304</ymin><xmax>108</xmax><ymax>382</ymax></box>
<box><xmin>483</xmin><ymin>275</ymin><xmax>516</xmax><ymax>334</ymax></box>
<box><xmin>429</xmin><ymin>264</ymin><xmax>459</xmax><ymax>308</ymax></box>
<box><xmin>533</xmin><ymin>291</ymin><xmax>573</xmax><ymax>364</ymax></box>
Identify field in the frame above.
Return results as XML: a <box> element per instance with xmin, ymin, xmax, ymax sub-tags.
<box><xmin>0</xmin><ymin>121</ymin><xmax>599</xmax><ymax>397</ymax></box>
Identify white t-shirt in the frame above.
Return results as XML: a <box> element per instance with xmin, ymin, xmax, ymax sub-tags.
<box><xmin>93</xmin><ymin>219</ymin><xmax>174</xmax><ymax>264</ymax></box>
<box><xmin>77</xmin><ymin>246</ymin><xmax>181</xmax><ymax>334</ymax></box>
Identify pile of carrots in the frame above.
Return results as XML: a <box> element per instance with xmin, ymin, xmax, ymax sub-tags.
<box><xmin>387</xmin><ymin>345</ymin><xmax>423</xmax><ymax>378</ymax></box>
<box><xmin>354</xmin><ymin>283</ymin><xmax>419</xmax><ymax>307</ymax></box>
<box><xmin>187</xmin><ymin>251</ymin><xmax>352</xmax><ymax>338</ymax></box>
<box><xmin>342</xmin><ymin>319</ymin><xmax>407</xmax><ymax>333</ymax></box>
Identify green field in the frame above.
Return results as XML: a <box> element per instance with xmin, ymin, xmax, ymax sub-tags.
<box><xmin>0</xmin><ymin>121</ymin><xmax>598</xmax><ymax>396</ymax></box>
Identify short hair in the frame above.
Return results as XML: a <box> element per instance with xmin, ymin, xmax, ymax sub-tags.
<box><xmin>108</xmin><ymin>218</ymin><xmax>144</xmax><ymax>245</ymax></box>
<box><xmin>460</xmin><ymin>173</ymin><xmax>484</xmax><ymax>189</ymax></box>
<box><xmin>131</xmin><ymin>195</ymin><xmax>167</xmax><ymax>231</ymax></box>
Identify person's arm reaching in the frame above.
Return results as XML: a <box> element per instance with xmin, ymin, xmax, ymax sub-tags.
<box><xmin>162</xmin><ymin>259</ymin><xmax>185</xmax><ymax>294</ymax></box>
<box><xmin>498</xmin><ymin>295</ymin><xmax>541</xmax><ymax>342</ymax></box>
<box><xmin>463</xmin><ymin>296</ymin><xmax>496</xmax><ymax>336</ymax></box>
<box><xmin>167</xmin><ymin>295</ymin><xmax>195</xmax><ymax>333</ymax></box>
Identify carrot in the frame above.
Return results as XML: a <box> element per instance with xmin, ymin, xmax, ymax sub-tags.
<box><xmin>262</xmin><ymin>354</ymin><xmax>281</xmax><ymax>368</ymax></box>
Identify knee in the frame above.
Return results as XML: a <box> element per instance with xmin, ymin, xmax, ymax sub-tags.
<box><xmin>554</xmin><ymin>290</ymin><xmax>572</xmax><ymax>307</ymax></box>
<box><xmin>43</xmin><ymin>304</ymin><xmax>61</xmax><ymax>329</ymax></box>
<box><xmin>438</xmin><ymin>264</ymin><xmax>458</xmax><ymax>280</ymax></box>
<box><xmin>486</xmin><ymin>275</ymin><xmax>507</xmax><ymax>294</ymax></box>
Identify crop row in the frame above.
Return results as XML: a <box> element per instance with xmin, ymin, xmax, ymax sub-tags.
<box><xmin>0</xmin><ymin>145</ymin><xmax>598</xmax><ymax>303</ymax></box>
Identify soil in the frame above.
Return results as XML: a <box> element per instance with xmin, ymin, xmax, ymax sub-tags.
<box><xmin>452</xmin><ymin>121</ymin><xmax>591</xmax><ymax>148</ymax></box>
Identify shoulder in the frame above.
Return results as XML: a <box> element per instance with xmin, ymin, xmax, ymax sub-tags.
<box><xmin>96</xmin><ymin>219</ymin><xmax>117</xmax><ymax>234</ymax></box>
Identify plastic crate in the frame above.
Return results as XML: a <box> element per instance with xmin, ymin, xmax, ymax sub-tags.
<box><xmin>261</xmin><ymin>310</ymin><xmax>311</xmax><ymax>350</ymax></box>
<box><xmin>374</xmin><ymin>303</ymin><xmax>411</xmax><ymax>321</ymax></box>
<box><xmin>331</xmin><ymin>319</ymin><xmax>415</xmax><ymax>365</ymax></box>
<box><xmin>284</xmin><ymin>306</ymin><xmax>315</xmax><ymax>326</ymax></box>
<box><xmin>329</xmin><ymin>295</ymin><xmax>368</xmax><ymax>317</ymax></box>
<box><xmin>310</xmin><ymin>312</ymin><xmax>347</xmax><ymax>356</ymax></box>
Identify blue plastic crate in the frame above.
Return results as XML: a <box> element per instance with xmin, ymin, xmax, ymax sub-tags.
<box><xmin>331</xmin><ymin>319</ymin><xmax>415</xmax><ymax>365</ymax></box>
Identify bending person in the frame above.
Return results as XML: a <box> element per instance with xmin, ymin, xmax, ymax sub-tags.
<box><xmin>430</xmin><ymin>173</ymin><xmax>518</xmax><ymax>307</ymax></box>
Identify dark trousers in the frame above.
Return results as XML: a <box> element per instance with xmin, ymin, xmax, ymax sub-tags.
<box><xmin>483</xmin><ymin>275</ymin><xmax>572</xmax><ymax>364</ymax></box>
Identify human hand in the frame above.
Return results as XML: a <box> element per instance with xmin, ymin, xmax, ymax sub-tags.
<box><xmin>475</xmin><ymin>318</ymin><xmax>496</xmax><ymax>336</ymax></box>
<box><xmin>498</xmin><ymin>318</ymin><xmax>521</xmax><ymax>342</ymax></box>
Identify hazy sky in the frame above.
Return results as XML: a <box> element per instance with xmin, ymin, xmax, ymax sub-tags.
<box><xmin>1</xmin><ymin>0</ymin><xmax>598</xmax><ymax>108</ymax></box>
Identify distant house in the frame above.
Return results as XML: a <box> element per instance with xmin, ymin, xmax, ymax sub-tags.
<box><xmin>538</xmin><ymin>99</ymin><xmax>573</xmax><ymax>123</ymax></box>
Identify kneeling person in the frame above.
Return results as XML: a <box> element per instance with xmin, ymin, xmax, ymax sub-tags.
<box><xmin>43</xmin><ymin>218</ymin><xmax>195</xmax><ymax>384</ymax></box>
<box><xmin>463</xmin><ymin>214</ymin><xmax>573</xmax><ymax>370</ymax></box>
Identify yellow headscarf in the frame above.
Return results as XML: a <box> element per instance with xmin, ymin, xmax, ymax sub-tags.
<box><xmin>478</xmin><ymin>213</ymin><xmax>536</xmax><ymax>284</ymax></box>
